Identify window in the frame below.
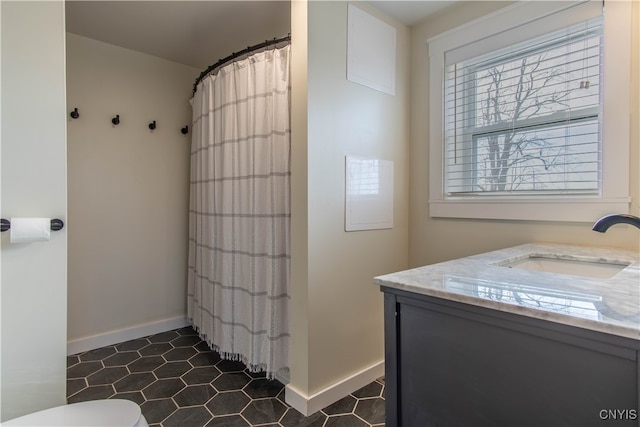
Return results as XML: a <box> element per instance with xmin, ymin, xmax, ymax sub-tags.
<box><xmin>446</xmin><ymin>20</ymin><xmax>602</xmax><ymax>196</ymax></box>
<box><xmin>428</xmin><ymin>1</ymin><xmax>632</xmax><ymax>221</ymax></box>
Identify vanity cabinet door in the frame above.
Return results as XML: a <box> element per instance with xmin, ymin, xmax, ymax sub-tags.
<box><xmin>384</xmin><ymin>290</ymin><xmax>639</xmax><ymax>427</ymax></box>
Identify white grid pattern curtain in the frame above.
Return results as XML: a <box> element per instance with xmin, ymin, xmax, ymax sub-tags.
<box><xmin>188</xmin><ymin>45</ymin><xmax>291</xmax><ymax>379</ymax></box>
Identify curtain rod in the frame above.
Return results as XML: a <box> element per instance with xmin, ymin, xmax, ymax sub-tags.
<box><xmin>192</xmin><ymin>34</ymin><xmax>291</xmax><ymax>95</ymax></box>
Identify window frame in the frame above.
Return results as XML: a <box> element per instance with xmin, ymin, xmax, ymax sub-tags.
<box><xmin>428</xmin><ymin>0</ymin><xmax>631</xmax><ymax>222</ymax></box>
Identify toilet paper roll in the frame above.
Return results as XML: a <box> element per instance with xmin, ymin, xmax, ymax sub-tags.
<box><xmin>10</xmin><ymin>218</ymin><xmax>51</xmax><ymax>243</ymax></box>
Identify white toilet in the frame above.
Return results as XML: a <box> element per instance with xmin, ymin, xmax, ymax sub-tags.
<box><xmin>2</xmin><ymin>399</ymin><xmax>148</xmax><ymax>426</ymax></box>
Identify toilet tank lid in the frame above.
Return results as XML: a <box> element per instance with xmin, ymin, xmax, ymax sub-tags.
<box><xmin>3</xmin><ymin>399</ymin><xmax>143</xmax><ymax>426</ymax></box>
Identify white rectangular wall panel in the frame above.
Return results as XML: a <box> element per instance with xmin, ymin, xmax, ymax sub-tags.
<box><xmin>345</xmin><ymin>156</ymin><xmax>394</xmax><ymax>231</ymax></box>
<box><xmin>347</xmin><ymin>4</ymin><xmax>396</xmax><ymax>95</ymax></box>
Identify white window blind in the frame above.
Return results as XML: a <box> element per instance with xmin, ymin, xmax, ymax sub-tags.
<box><xmin>443</xmin><ymin>17</ymin><xmax>603</xmax><ymax>197</ymax></box>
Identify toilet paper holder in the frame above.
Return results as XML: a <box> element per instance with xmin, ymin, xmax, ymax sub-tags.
<box><xmin>0</xmin><ymin>218</ymin><xmax>64</xmax><ymax>232</ymax></box>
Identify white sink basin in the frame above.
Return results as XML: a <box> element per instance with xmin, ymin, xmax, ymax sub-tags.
<box><xmin>497</xmin><ymin>255</ymin><xmax>630</xmax><ymax>279</ymax></box>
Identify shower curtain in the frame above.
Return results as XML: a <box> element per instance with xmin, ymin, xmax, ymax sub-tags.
<box><xmin>188</xmin><ymin>45</ymin><xmax>291</xmax><ymax>379</ymax></box>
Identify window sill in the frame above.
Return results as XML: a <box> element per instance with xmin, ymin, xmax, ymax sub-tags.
<box><xmin>428</xmin><ymin>197</ymin><xmax>631</xmax><ymax>222</ymax></box>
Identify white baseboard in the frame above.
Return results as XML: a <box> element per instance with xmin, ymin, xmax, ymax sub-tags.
<box><xmin>284</xmin><ymin>360</ymin><xmax>385</xmax><ymax>416</ymax></box>
<box><xmin>67</xmin><ymin>316</ymin><xmax>190</xmax><ymax>355</ymax></box>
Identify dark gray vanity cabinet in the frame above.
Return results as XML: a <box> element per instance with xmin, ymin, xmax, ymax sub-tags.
<box><xmin>382</xmin><ymin>287</ymin><xmax>640</xmax><ymax>427</ymax></box>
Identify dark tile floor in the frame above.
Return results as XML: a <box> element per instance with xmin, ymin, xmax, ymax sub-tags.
<box><xmin>67</xmin><ymin>326</ymin><xmax>385</xmax><ymax>427</ymax></box>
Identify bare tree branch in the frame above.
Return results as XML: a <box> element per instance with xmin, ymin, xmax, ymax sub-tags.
<box><xmin>475</xmin><ymin>54</ymin><xmax>576</xmax><ymax>192</ymax></box>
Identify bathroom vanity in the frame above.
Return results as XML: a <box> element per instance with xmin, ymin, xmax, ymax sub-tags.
<box><xmin>374</xmin><ymin>244</ymin><xmax>640</xmax><ymax>427</ymax></box>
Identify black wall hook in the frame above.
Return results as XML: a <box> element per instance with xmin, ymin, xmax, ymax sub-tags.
<box><xmin>112</xmin><ymin>115</ymin><xmax>120</xmax><ymax>125</ymax></box>
<box><xmin>181</xmin><ymin>126</ymin><xmax>189</xmax><ymax>135</ymax></box>
<box><xmin>70</xmin><ymin>108</ymin><xmax>79</xmax><ymax>119</ymax></box>
<box><xmin>149</xmin><ymin>120</ymin><xmax>156</xmax><ymax>130</ymax></box>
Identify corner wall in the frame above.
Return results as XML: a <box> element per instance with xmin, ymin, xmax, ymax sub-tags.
<box><xmin>1</xmin><ymin>1</ymin><xmax>68</xmax><ymax>420</ymax></box>
<box><xmin>409</xmin><ymin>1</ymin><xmax>640</xmax><ymax>267</ymax></box>
<box><xmin>288</xmin><ymin>0</ymin><xmax>410</xmax><ymax>413</ymax></box>
<box><xmin>65</xmin><ymin>34</ymin><xmax>199</xmax><ymax>351</ymax></box>
<box><xmin>289</xmin><ymin>0</ymin><xmax>310</xmax><ymax>397</ymax></box>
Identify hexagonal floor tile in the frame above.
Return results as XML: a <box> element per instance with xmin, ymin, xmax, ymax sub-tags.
<box><xmin>113</xmin><ymin>391</ymin><xmax>145</xmax><ymax>405</ymax></box>
<box><xmin>102</xmin><ymin>351</ymin><xmax>140</xmax><ymax>367</ymax></box>
<box><xmin>194</xmin><ymin>340</ymin><xmax>212</xmax><ymax>352</ymax></box>
<box><xmin>171</xmin><ymin>334</ymin><xmax>203</xmax><ymax>347</ymax></box>
<box><xmin>206</xmin><ymin>391</ymin><xmax>250</xmax><ymax>416</ymax></box>
<box><xmin>241</xmin><ymin>398</ymin><xmax>287</xmax><ymax>425</ymax></box>
<box><xmin>79</xmin><ymin>346</ymin><xmax>116</xmax><ymax>362</ymax></box>
<box><xmin>67</xmin><ymin>385</ymin><xmax>115</xmax><ymax>403</ymax></box>
<box><xmin>244</xmin><ymin>369</ymin><xmax>267</xmax><ymax>379</ymax></box>
<box><xmin>216</xmin><ymin>359</ymin><xmax>246</xmax><ymax>373</ymax></box>
<box><xmin>115</xmin><ymin>338</ymin><xmax>149</xmax><ymax>352</ymax></box>
<box><xmin>66</xmin><ymin>378</ymin><xmax>86</xmax><ymax>397</ymax></box>
<box><xmin>127</xmin><ymin>355</ymin><xmax>165</xmax><ymax>372</ymax></box>
<box><xmin>354</xmin><ymin>398</ymin><xmax>385</xmax><ymax>425</ymax></box>
<box><xmin>163</xmin><ymin>407</ymin><xmax>212</xmax><ymax>427</ymax></box>
<box><xmin>67</xmin><ymin>355</ymin><xmax>80</xmax><ymax>368</ymax></box>
<box><xmin>141</xmin><ymin>398</ymin><xmax>177</xmax><ymax>424</ymax></box>
<box><xmin>324</xmin><ymin>414</ymin><xmax>369</xmax><ymax>427</ymax></box>
<box><xmin>66</xmin><ymin>327</ymin><xmax>387</xmax><ymax>427</ymax></box>
<box><xmin>212</xmin><ymin>372</ymin><xmax>251</xmax><ymax>392</ymax></box>
<box><xmin>139</xmin><ymin>342</ymin><xmax>173</xmax><ymax>356</ymax></box>
<box><xmin>352</xmin><ymin>381</ymin><xmax>383</xmax><ymax>398</ymax></box>
<box><xmin>113</xmin><ymin>372</ymin><xmax>156</xmax><ymax>393</ymax></box>
<box><xmin>154</xmin><ymin>361</ymin><xmax>192</xmax><ymax>379</ymax></box>
<box><xmin>243</xmin><ymin>378</ymin><xmax>284</xmax><ymax>399</ymax></box>
<box><xmin>322</xmin><ymin>395</ymin><xmax>357</xmax><ymax>415</ymax></box>
<box><xmin>190</xmin><ymin>351</ymin><xmax>222</xmax><ymax>367</ymax></box>
<box><xmin>182</xmin><ymin>366</ymin><xmax>221</xmax><ymax>385</ymax></box>
<box><xmin>176</xmin><ymin>326</ymin><xmax>198</xmax><ymax>336</ymax></box>
<box><xmin>164</xmin><ymin>346</ymin><xmax>198</xmax><ymax>361</ymax></box>
<box><xmin>86</xmin><ymin>366</ymin><xmax>129</xmax><ymax>386</ymax></box>
<box><xmin>280</xmin><ymin>408</ymin><xmax>327</xmax><ymax>427</ymax></box>
<box><xmin>148</xmin><ymin>330</ymin><xmax>179</xmax><ymax>343</ymax></box>
<box><xmin>174</xmin><ymin>384</ymin><xmax>217</xmax><ymax>407</ymax></box>
<box><xmin>67</xmin><ymin>361</ymin><xmax>103</xmax><ymax>379</ymax></box>
<box><xmin>142</xmin><ymin>378</ymin><xmax>186</xmax><ymax>399</ymax></box>
<box><xmin>206</xmin><ymin>414</ymin><xmax>249</xmax><ymax>427</ymax></box>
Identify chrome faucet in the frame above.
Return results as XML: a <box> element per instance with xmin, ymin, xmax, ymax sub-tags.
<box><xmin>592</xmin><ymin>214</ymin><xmax>640</xmax><ymax>232</ymax></box>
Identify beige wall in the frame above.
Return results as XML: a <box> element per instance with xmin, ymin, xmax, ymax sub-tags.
<box><xmin>409</xmin><ymin>1</ymin><xmax>640</xmax><ymax>268</ymax></box>
<box><xmin>66</xmin><ymin>34</ymin><xmax>199</xmax><ymax>343</ymax></box>
<box><xmin>1</xmin><ymin>1</ymin><xmax>68</xmax><ymax>420</ymax></box>
<box><xmin>290</xmin><ymin>0</ymin><xmax>310</xmax><ymax>394</ymax></box>
<box><xmin>290</xmin><ymin>0</ymin><xmax>410</xmax><ymax>399</ymax></box>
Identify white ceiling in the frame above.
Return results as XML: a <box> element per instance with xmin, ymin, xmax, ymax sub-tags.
<box><xmin>65</xmin><ymin>1</ymin><xmax>455</xmax><ymax>71</ymax></box>
<box><xmin>368</xmin><ymin>1</ymin><xmax>454</xmax><ymax>26</ymax></box>
<box><xmin>65</xmin><ymin>1</ymin><xmax>292</xmax><ymax>69</ymax></box>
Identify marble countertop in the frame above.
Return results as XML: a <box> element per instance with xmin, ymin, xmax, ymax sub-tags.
<box><xmin>374</xmin><ymin>243</ymin><xmax>640</xmax><ymax>340</ymax></box>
